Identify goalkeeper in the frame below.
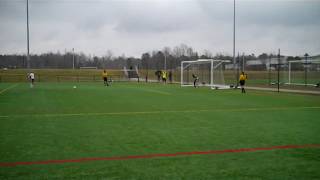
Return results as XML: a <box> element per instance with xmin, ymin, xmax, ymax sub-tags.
<box><xmin>239</xmin><ymin>72</ymin><xmax>247</xmax><ymax>93</ymax></box>
<box><xmin>102</xmin><ymin>69</ymin><xmax>109</xmax><ymax>86</ymax></box>
<box><xmin>192</xmin><ymin>74</ymin><xmax>199</xmax><ymax>88</ymax></box>
<box><xmin>162</xmin><ymin>71</ymin><xmax>167</xmax><ymax>84</ymax></box>
<box><xmin>28</xmin><ymin>72</ymin><xmax>35</xmax><ymax>88</ymax></box>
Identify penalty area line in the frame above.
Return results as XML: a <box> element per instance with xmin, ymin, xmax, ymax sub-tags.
<box><xmin>0</xmin><ymin>84</ymin><xmax>19</xmax><ymax>95</ymax></box>
<box><xmin>0</xmin><ymin>144</ymin><xmax>319</xmax><ymax>167</ymax></box>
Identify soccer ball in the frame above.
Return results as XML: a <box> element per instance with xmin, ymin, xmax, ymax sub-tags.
<box><xmin>73</xmin><ymin>86</ymin><xmax>77</xmax><ymax>89</ymax></box>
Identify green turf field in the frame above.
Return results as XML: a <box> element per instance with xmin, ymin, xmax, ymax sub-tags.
<box><xmin>0</xmin><ymin>82</ymin><xmax>320</xmax><ymax>179</ymax></box>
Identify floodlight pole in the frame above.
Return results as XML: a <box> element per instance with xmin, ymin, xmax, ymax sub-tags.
<box><xmin>268</xmin><ymin>55</ymin><xmax>271</xmax><ymax>85</ymax></box>
<box><xmin>210</xmin><ymin>59</ymin><xmax>213</xmax><ymax>87</ymax></box>
<box><xmin>288</xmin><ymin>61</ymin><xmax>291</xmax><ymax>84</ymax></box>
<box><xmin>72</xmin><ymin>48</ymin><xmax>75</xmax><ymax>69</ymax></box>
<box><xmin>180</xmin><ymin>61</ymin><xmax>184</xmax><ymax>85</ymax></box>
<box><xmin>164</xmin><ymin>54</ymin><xmax>167</xmax><ymax>72</ymax></box>
<box><xmin>26</xmin><ymin>0</ymin><xmax>30</xmax><ymax>70</ymax></box>
<box><xmin>146</xmin><ymin>58</ymin><xmax>149</xmax><ymax>82</ymax></box>
<box><xmin>237</xmin><ymin>52</ymin><xmax>240</xmax><ymax>79</ymax></box>
<box><xmin>277</xmin><ymin>49</ymin><xmax>280</xmax><ymax>92</ymax></box>
<box><xmin>242</xmin><ymin>52</ymin><xmax>245</xmax><ymax>72</ymax></box>
<box><xmin>102</xmin><ymin>57</ymin><xmax>105</xmax><ymax>69</ymax></box>
<box><xmin>233</xmin><ymin>0</ymin><xmax>237</xmax><ymax>87</ymax></box>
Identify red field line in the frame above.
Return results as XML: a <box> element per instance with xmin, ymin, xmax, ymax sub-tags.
<box><xmin>1</xmin><ymin>144</ymin><xmax>319</xmax><ymax>167</ymax></box>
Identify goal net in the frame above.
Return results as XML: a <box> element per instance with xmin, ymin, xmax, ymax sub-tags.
<box><xmin>123</xmin><ymin>66</ymin><xmax>140</xmax><ymax>81</ymax></box>
<box><xmin>286</xmin><ymin>59</ymin><xmax>320</xmax><ymax>86</ymax></box>
<box><xmin>181</xmin><ymin>59</ymin><xmax>230</xmax><ymax>89</ymax></box>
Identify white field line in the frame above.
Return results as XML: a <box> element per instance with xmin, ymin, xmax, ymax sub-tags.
<box><xmin>0</xmin><ymin>84</ymin><xmax>19</xmax><ymax>95</ymax></box>
<box><xmin>138</xmin><ymin>88</ymin><xmax>172</xmax><ymax>95</ymax></box>
<box><xmin>123</xmin><ymin>86</ymin><xmax>172</xmax><ymax>95</ymax></box>
<box><xmin>0</xmin><ymin>106</ymin><xmax>319</xmax><ymax>118</ymax></box>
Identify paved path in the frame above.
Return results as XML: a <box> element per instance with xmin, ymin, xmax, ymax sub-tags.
<box><xmin>143</xmin><ymin>80</ymin><xmax>320</xmax><ymax>95</ymax></box>
<box><xmin>246</xmin><ymin>86</ymin><xmax>320</xmax><ymax>95</ymax></box>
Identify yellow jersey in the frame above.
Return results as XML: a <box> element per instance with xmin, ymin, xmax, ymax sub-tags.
<box><xmin>239</xmin><ymin>74</ymin><xmax>247</xmax><ymax>81</ymax></box>
<box><xmin>162</xmin><ymin>72</ymin><xmax>167</xmax><ymax>78</ymax></box>
<box><xmin>102</xmin><ymin>72</ymin><xmax>108</xmax><ymax>78</ymax></box>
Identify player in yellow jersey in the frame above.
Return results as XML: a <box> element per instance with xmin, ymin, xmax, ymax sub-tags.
<box><xmin>239</xmin><ymin>72</ymin><xmax>247</xmax><ymax>93</ymax></box>
<box><xmin>162</xmin><ymin>71</ymin><xmax>167</xmax><ymax>84</ymax></box>
<box><xmin>102</xmin><ymin>69</ymin><xmax>109</xmax><ymax>86</ymax></box>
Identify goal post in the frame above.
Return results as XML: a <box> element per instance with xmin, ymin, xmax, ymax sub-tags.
<box><xmin>181</xmin><ymin>59</ymin><xmax>230</xmax><ymax>89</ymax></box>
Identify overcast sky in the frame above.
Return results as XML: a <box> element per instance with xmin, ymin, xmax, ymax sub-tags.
<box><xmin>0</xmin><ymin>0</ymin><xmax>319</xmax><ymax>57</ymax></box>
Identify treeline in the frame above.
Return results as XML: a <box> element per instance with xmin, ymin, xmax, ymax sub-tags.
<box><xmin>0</xmin><ymin>44</ymin><xmax>304</xmax><ymax>70</ymax></box>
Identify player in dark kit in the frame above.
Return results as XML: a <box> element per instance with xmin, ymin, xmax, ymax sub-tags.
<box><xmin>192</xmin><ymin>74</ymin><xmax>199</xmax><ymax>88</ymax></box>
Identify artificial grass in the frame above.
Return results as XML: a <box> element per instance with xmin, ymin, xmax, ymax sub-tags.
<box><xmin>0</xmin><ymin>82</ymin><xmax>319</xmax><ymax>179</ymax></box>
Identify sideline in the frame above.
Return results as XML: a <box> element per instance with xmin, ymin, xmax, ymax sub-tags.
<box><xmin>0</xmin><ymin>106</ymin><xmax>319</xmax><ymax>118</ymax></box>
<box><xmin>0</xmin><ymin>144</ymin><xmax>319</xmax><ymax>167</ymax></box>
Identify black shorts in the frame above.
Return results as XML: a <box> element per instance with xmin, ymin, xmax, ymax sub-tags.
<box><xmin>239</xmin><ymin>80</ymin><xmax>245</xmax><ymax>86</ymax></box>
<box><xmin>103</xmin><ymin>77</ymin><xmax>107</xmax><ymax>81</ymax></box>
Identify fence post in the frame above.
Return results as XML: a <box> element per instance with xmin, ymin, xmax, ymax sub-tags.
<box><xmin>277</xmin><ymin>49</ymin><xmax>280</xmax><ymax>93</ymax></box>
<box><xmin>304</xmin><ymin>53</ymin><xmax>308</xmax><ymax>86</ymax></box>
<box><xmin>268</xmin><ymin>56</ymin><xmax>271</xmax><ymax>85</ymax></box>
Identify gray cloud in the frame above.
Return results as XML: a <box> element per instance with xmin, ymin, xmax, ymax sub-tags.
<box><xmin>0</xmin><ymin>0</ymin><xmax>319</xmax><ymax>57</ymax></box>
<box><xmin>237</xmin><ymin>1</ymin><xmax>320</xmax><ymax>27</ymax></box>
<box><xmin>197</xmin><ymin>0</ymin><xmax>320</xmax><ymax>26</ymax></box>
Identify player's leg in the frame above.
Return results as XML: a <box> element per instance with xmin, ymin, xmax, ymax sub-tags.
<box><xmin>194</xmin><ymin>79</ymin><xmax>198</xmax><ymax>88</ymax></box>
<box><xmin>103</xmin><ymin>77</ymin><xmax>107</xmax><ymax>86</ymax></box>
<box><xmin>108</xmin><ymin>77</ymin><xmax>112</xmax><ymax>86</ymax></box>
<box><xmin>30</xmin><ymin>79</ymin><xmax>34</xmax><ymax>88</ymax></box>
<box><xmin>240</xmin><ymin>80</ymin><xmax>244</xmax><ymax>93</ymax></box>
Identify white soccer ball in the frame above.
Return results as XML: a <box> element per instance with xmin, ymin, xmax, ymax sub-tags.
<box><xmin>73</xmin><ymin>86</ymin><xmax>77</xmax><ymax>89</ymax></box>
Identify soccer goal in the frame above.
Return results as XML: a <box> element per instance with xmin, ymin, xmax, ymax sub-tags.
<box><xmin>181</xmin><ymin>59</ymin><xmax>230</xmax><ymax>89</ymax></box>
<box><xmin>286</xmin><ymin>59</ymin><xmax>320</xmax><ymax>86</ymax></box>
<box><xmin>123</xmin><ymin>66</ymin><xmax>140</xmax><ymax>81</ymax></box>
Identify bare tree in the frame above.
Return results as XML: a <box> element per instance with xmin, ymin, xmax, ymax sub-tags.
<box><xmin>203</xmin><ymin>49</ymin><xmax>213</xmax><ymax>58</ymax></box>
<box><xmin>186</xmin><ymin>47</ymin><xmax>195</xmax><ymax>57</ymax></box>
<box><xmin>103</xmin><ymin>50</ymin><xmax>113</xmax><ymax>68</ymax></box>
